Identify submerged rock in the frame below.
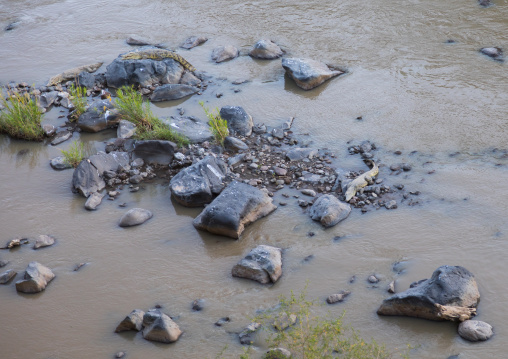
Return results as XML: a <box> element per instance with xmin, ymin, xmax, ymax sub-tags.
<box><xmin>480</xmin><ymin>47</ymin><xmax>504</xmax><ymax>62</ymax></box>
<box><xmin>50</xmin><ymin>156</ymin><xmax>72</xmax><ymax>170</ymax></box>
<box><xmin>232</xmin><ymin>245</ymin><xmax>283</xmax><ymax>284</ymax></box>
<box><xmin>142</xmin><ymin>309</ymin><xmax>182</xmax><ymax>343</ymax></box>
<box><xmin>72</xmin><ymin>160</ymin><xmax>106</xmax><ymax>198</ymax></box>
<box><xmin>193</xmin><ymin>181</ymin><xmax>277</xmax><ymax>239</ymax></box>
<box><xmin>309</xmin><ymin>195</ymin><xmax>351</xmax><ymax>227</ymax></box>
<box><xmin>219</xmin><ymin>106</ymin><xmax>253</xmax><ymax>136</ymax></box>
<box><xmin>249</xmin><ymin>39</ymin><xmax>283</xmax><ymax>59</ymax></box>
<box><xmin>377</xmin><ymin>266</ymin><xmax>480</xmax><ymax>321</ymax></box>
<box><xmin>211</xmin><ymin>45</ymin><xmax>239</xmax><ymax>63</ymax></box>
<box><xmin>15</xmin><ymin>262</ymin><xmax>55</xmax><ymax>293</ymax></box>
<box><xmin>115</xmin><ymin>309</ymin><xmax>145</xmax><ymax>332</ymax></box>
<box><xmin>150</xmin><ymin>84</ymin><xmax>199</xmax><ymax>102</ymax></box>
<box><xmin>85</xmin><ymin>192</ymin><xmax>105</xmax><ymax>210</ymax></box>
<box><xmin>0</xmin><ymin>269</ymin><xmax>17</xmax><ymax>284</ymax></box>
<box><xmin>33</xmin><ymin>235</ymin><xmax>56</xmax><ymax>249</ymax></box>
<box><xmin>458</xmin><ymin>320</ymin><xmax>493</xmax><ymax>341</ymax></box>
<box><xmin>119</xmin><ymin>208</ymin><xmax>153</xmax><ymax>227</ymax></box>
<box><xmin>326</xmin><ymin>290</ymin><xmax>351</xmax><ymax>304</ymax></box>
<box><xmin>282</xmin><ymin>58</ymin><xmax>345</xmax><ymax>90</ymax></box>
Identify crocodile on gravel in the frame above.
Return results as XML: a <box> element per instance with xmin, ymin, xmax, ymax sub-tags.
<box><xmin>47</xmin><ymin>62</ymin><xmax>103</xmax><ymax>86</ymax></box>
<box><xmin>121</xmin><ymin>49</ymin><xmax>196</xmax><ymax>72</ymax></box>
<box><xmin>344</xmin><ymin>160</ymin><xmax>379</xmax><ymax>202</ymax></box>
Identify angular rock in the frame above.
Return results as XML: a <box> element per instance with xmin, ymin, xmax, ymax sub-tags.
<box><xmin>33</xmin><ymin>235</ymin><xmax>55</xmax><ymax>249</ymax></box>
<box><xmin>77</xmin><ymin>71</ymin><xmax>95</xmax><ymax>88</ymax></box>
<box><xmin>132</xmin><ymin>140</ymin><xmax>177</xmax><ymax>165</ymax></box>
<box><xmin>0</xmin><ymin>260</ymin><xmax>9</xmax><ymax>268</ymax></box>
<box><xmin>117</xmin><ymin>120</ymin><xmax>137</xmax><ymax>139</ymax></box>
<box><xmin>163</xmin><ymin>116</ymin><xmax>213</xmax><ymax>143</ymax></box>
<box><xmin>43</xmin><ymin>124</ymin><xmax>56</xmax><ymax>136</ymax></box>
<box><xmin>377</xmin><ymin>266</ymin><xmax>480</xmax><ymax>321</ymax></box>
<box><xmin>150</xmin><ymin>84</ymin><xmax>198</xmax><ymax>102</ymax></box>
<box><xmin>0</xmin><ymin>269</ymin><xmax>17</xmax><ymax>284</ymax></box>
<box><xmin>480</xmin><ymin>47</ymin><xmax>503</xmax><ymax>62</ymax></box>
<box><xmin>15</xmin><ymin>262</ymin><xmax>55</xmax><ymax>293</ymax></box>
<box><xmin>72</xmin><ymin>160</ymin><xmax>106</xmax><ymax>198</ymax></box>
<box><xmin>282</xmin><ymin>58</ymin><xmax>345</xmax><ymax>90</ymax></box>
<box><xmin>179</xmin><ymin>72</ymin><xmax>202</xmax><ymax>86</ymax></box>
<box><xmin>142</xmin><ymin>309</ymin><xmax>182</xmax><ymax>343</ymax></box>
<box><xmin>181</xmin><ymin>36</ymin><xmax>208</xmax><ymax>49</ymax></box>
<box><xmin>249</xmin><ymin>39</ymin><xmax>283</xmax><ymax>60</ymax></box>
<box><xmin>77</xmin><ymin>100</ymin><xmax>119</xmax><ymax>132</ymax></box>
<box><xmin>232</xmin><ymin>245</ymin><xmax>282</xmax><ymax>284</ymax></box>
<box><xmin>88</xmin><ymin>151</ymin><xmax>130</xmax><ymax>176</ymax></box>
<box><xmin>50</xmin><ymin>156</ymin><xmax>72</xmax><ymax>170</ymax></box>
<box><xmin>286</xmin><ymin>148</ymin><xmax>318</xmax><ymax>161</ymax></box>
<box><xmin>51</xmin><ymin>131</ymin><xmax>73</xmax><ymax>146</ymax></box>
<box><xmin>85</xmin><ymin>192</ymin><xmax>105</xmax><ymax>210</ymax></box>
<box><xmin>219</xmin><ymin>106</ymin><xmax>253</xmax><ymax>136</ymax></box>
<box><xmin>211</xmin><ymin>45</ymin><xmax>239</xmax><ymax>63</ymax></box>
<box><xmin>326</xmin><ymin>290</ymin><xmax>351</xmax><ymax>304</ymax></box>
<box><xmin>224</xmin><ymin>136</ymin><xmax>249</xmax><ymax>152</ymax></box>
<box><xmin>119</xmin><ymin>208</ymin><xmax>153</xmax><ymax>227</ymax></box>
<box><xmin>169</xmin><ymin>155</ymin><xmax>227</xmax><ymax>207</ymax></box>
<box><xmin>115</xmin><ymin>309</ymin><xmax>145</xmax><ymax>332</ymax></box>
<box><xmin>309</xmin><ymin>195</ymin><xmax>351</xmax><ymax>227</ymax></box>
<box><xmin>458</xmin><ymin>320</ymin><xmax>493</xmax><ymax>342</ymax></box>
<box><xmin>238</xmin><ymin>322</ymin><xmax>261</xmax><ymax>344</ymax></box>
<box><xmin>39</xmin><ymin>91</ymin><xmax>59</xmax><ymax>108</ymax></box>
<box><xmin>193</xmin><ymin>181</ymin><xmax>277</xmax><ymax>239</ymax></box>
<box><xmin>126</xmin><ymin>36</ymin><xmax>151</xmax><ymax>46</ymax></box>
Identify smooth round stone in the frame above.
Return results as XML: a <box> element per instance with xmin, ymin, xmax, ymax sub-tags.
<box><xmin>119</xmin><ymin>208</ymin><xmax>153</xmax><ymax>227</ymax></box>
<box><xmin>458</xmin><ymin>320</ymin><xmax>493</xmax><ymax>342</ymax></box>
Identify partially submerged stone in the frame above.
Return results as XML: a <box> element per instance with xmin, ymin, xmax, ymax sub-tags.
<box><xmin>119</xmin><ymin>208</ymin><xmax>153</xmax><ymax>227</ymax></box>
<box><xmin>326</xmin><ymin>290</ymin><xmax>351</xmax><ymax>304</ymax></box>
<box><xmin>249</xmin><ymin>39</ymin><xmax>283</xmax><ymax>60</ymax></box>
<box><xmin>211</xmin><ymin>45</ymin><xmax>239</xmax><ymax>63</ymax></box>
<box><xmin>72</xmin><ymin>160</ymin><xmax>106</xmax><ymax>198</ymax></box>
<box><xmin>309</xmin><ymin>194</ymin><xmax>351</xmax><ymax>227</ymax></box>
<box><xmin>15</xmin><ymin>262</ymin><xmax>55</xmax><ymax>293</ymax></box>
<box><xmin>88</xmin><ymin>151</ymin><xmax>130</xmax><ymax>176</ymax></box>
<box><xmin>132</xmin><ymin>140</ymin><xmax>177</xmax><ymax>165</ymax></box>
<box><xmin>219</xmin><ymin>106</ymin><xmax>253</xmax><ymax>136</ymax></box>
<box><xmin>117</xmin><ymin>120</ymin><xmax>136</xmax><ymax>139</ymax></box>
<box><xmin>77</xmin><ymin>100</ymin><xmax>119</xmax><ymax>133</ymax></box>
<box><xmin>142</xmin><ymin>309</ymin><xmax>182</xmax><ymax>343</ymax></box>
<box><xmin>150</xmin><ymin>84</ymin><xmax>199</xmax><ymax>102</ymax></box>
<box><xmin>479</xmin><ymin>47</ymin><xmax>504</xmax><ymax>62</ymax></box>
<box><xmin>50</xmin><ymin>131</ymin><xmax>72</xmax><ymax>146</ymax></box>
<box><xmin>50</xmin><ymin>156</ymin><xmax>72</xmax><ymax>170</ymax></box>
<box><xmin>164</xmin><ymin>116</ymin><xmax>213</xmax><ymax>143</ymax></box>
<box><xmin>377</xmin><ymin>266</ymin><xmax>480</xmax><ymax>321</ymax></box>
<box><xmin>181</xmin><ymin>36</ymin><xmax>208</xmax><ymax>49</ymax></box>
<box><xmin>282</xmin><ymin>58</ymin><xmax>345</xmax><ymax>90</ymax></box>
<box><xmin>33</xmin><ymin>235</ymin><xmax>56</xmax><ymax>249</ymax></box>
<box><xmin>286</xmin><ymin>148</ymin><xmax>318</xmax><ymax>161</ymax></box>
<box><xmin>232</xmin><ymin>245</ymin><xmax>282</xmax><ymax>284</ymax></box>
<box><xmin>193</xmin><ymin>181</ymin><xmax>277</xmax><ymax>239</ymax></box>
<box><xmin>0</xmin><ymin>269</ymin><xmax>17</xmax><ymax>284</ymax></box>
<box><xmin>238</xmin><ymin>322</ymin><xmax>261</xmax><ymax>345</ymax></box>
<box><xmin>85</xmin><ymin>192</ymin><xmax>105</xmax><ymax>210</ymax></box>
<box><xmin>115</xmin><ymin>309</ymin><xmax>145</xmax><ymax>332</ymax></box>
<box><xmin>458</xmin><ymin>320</ymin><xmax>493</xmax><ymax>342</ymax></box>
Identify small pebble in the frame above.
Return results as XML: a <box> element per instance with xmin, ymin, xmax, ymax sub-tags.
<box><xmin>368</xmin><ymin>275</ymin><xmax>380</xmax><ymax>283</ymax></box>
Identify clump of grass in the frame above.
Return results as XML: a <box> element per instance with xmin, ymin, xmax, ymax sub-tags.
<box><xmin>68</xmin><ymin>83</ymin><xmax>88</xmax><ymax>121</ymax></box>
<box><xmin>199</xmin><ymin>101</ymin><xmax>229</xmax><ymax>146</ymax></box>
<box><xmin>115</xmin><ymin>86</ymin><xmax>189</xmax><ymax>147</ymax></box>
<box><xmin>60</xmin><ymin>140</ymin><xmax>87</xmax><ymax>168</ymax></box>
<box><xmin>0</xmin><ymin>91</ymin><xmax>45</xmax><ymax>141</ymax></box>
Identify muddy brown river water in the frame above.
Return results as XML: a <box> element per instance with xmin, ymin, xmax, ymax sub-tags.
<box><xmin>1</xmin><ymin>0</ymin><xmax>508</xmax><ymax>358</ymax></box>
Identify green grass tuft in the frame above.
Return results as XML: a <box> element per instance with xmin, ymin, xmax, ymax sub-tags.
<box><xmin>60</xmin><ymin>140</ymin><xmax>87</xmax><ymax>168</ymax></box>
<box><xmin>0</xmin><ymin>92</ymin><xmax>45</xmax><ymax>141</ymax></box>
<box><xmin>68</xmin><ymin>84</ymin><xmax>88</xmax><ymax>121</ymax></box>
<box><xmin>199</xmin><ymin>101</ymin><xmax>229</xmax><ymax>146</ymax></box>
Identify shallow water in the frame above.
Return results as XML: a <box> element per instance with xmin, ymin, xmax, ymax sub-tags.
<box><xmin>1</xmin><ymin>0</ymin><xmax>508</xmax><ymax>358</ymax></box>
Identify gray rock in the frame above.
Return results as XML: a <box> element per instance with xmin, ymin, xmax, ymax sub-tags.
<box><xmin>129</xmin><ymin>174</ymin><xmax>143</xmax><ymax>184</ymax></box>
<box><xmin>193</xmin><ymin>181</ymin><xmax>277</xmax><ymax>239</ymax></box>
<box><xmin>181</xmin><ymin>36</ymin><xmax>208</xmax><ymax>49</ymax></box>
<box><xmin>117</xmin><ymin>120</ymin><xmax>137</xmax><ymax>139</ymax></box>
<box><xmin>326</xmin><ymin>290</ymin><xmax>351</xmax><ymax>304</ymax></box>
<box><xmin>43</xmin><ymin>124</ymin><xmax>56</xmax><ymax>136</ymax></box>
<box><xmin>0</xmin><ymin>260</ymin><xmax>9</xmax><ymax>268</ymax></box>
<box><xmin>142</xmin><ymin>309</ymin><xmax>182</xmax><ymax>343</ymax></box>
<box><xmin>77</xmin><ymin>100</ymin><xmax>119</xmax><ymax>132</ymax></box>
<box><xmin>126</xmin><ymin>36</ymin><xmax>151</xmax><ymax>46</ymax></box>
<box><xmin>385</xmin><ymin>200</ymin><xmax>397</xmax><ymax>210</ymax></box>
<box><xmin>50</xmin><ymin>156</ymin><xmax>72</xmax><ymax>170</ymax></box>
<box><xmin>15</xmin><ymin>262</ymin><xmax>55</xmax><ymax>293</ymax></box>
<box><xmin>0</xmin><ymin>269</ymin><xmax>17</xmax><ymax>284</ymax></box>
<box><xmin>191</xmin><ymin>299</ymin><xmax>205</xmax><ymax>311</ymax></box>
<box><xmin>119</xmin><ymin>208</ymin><xmax>153</xmax><ymax>227</ymax></box>
<box><xmin>115</xmin><ymin>351</ymin><xmax>126</xmax><ymax>358</ymax></box>
<box><xmin>249</xmin><ymin>39</ymin><xmax>283</xmax><ymax>59</ymax></box>
<box><xmin>150</xmin><ymin>84</ymin><xmax>199</xmax><ymax>102</ymax></box>
<box><xmin>39</xmin><ymin>91</ymin><xmax>59</xmax><ymax>108</ymax></box>
<box><xmin>266</xmin><ymin>348</ymin><xmax>291</xmax><ymax>358</ymax></box>
<box><xmin>51</xmin><ymin>131</ymin><xmax>72</xmax><ymax>146</ymax></box>
<box><xmin>89</xmin><ymin>151</ymin><xmax>130</xmax><ymax>176</ymax></box>
<box><xmin>309</xmin><ymin>195</ymin><xmax>351</xmax><ymax>227</ymax></box>
<box><xmin>480</xmin><ymin>47</ymin><xmax>503</xmax><ymax>61</ymax></box>
<box><xmin>77</xmin><ymin>71</ymin><xmax>95</xmax><ymax>88</ymax></box>
<box><xmin>170</xmin><ymin>155</ymin><xmax>227</xmax><ymax>207</ymax></box>
<box><xmin>85</xmin><ymin>192</ymin><xmax>105</xmax><ymax>210</ymax></box>
<box><xmin>180</xmin><ymin>72</ymin><xmax>202</xmax><ymax>86</ymax></box>
<box><xmin>219</xmin><ymin>106</ymin><xmax>253</xmax><ymax>136</ymax></box>
<box><xmin>282</xmin><ymin>58</ymin><xmax>345</xmax><ymax>90</ymax></box>
<box><xmin>211</xmin><ymin>45</ymin><xmax>239</xmax><ymax>63</ymax></box>
<box><xmin>33</xmin><ymin>235</ymin><xmax>55</xmax><ymax>249</ymax></box>
<box><xmin>238</xmin><ymin>322</ymin><xmax>261</xmax><ymax>344</ymax></box>
<box><xmin>72</xmin><ymin>160</ymin><xmax>106</xmax><ymax>198</ymax></box>
<box><xmin>224</xmin><ymin>136</ymin><xmax>249</xmax><ymax>152</ymax></box>
<box><xmin>232</xmin><ymin>245</ymin><xmax>282</xmax><ymax>284</ymax></box>
<box><xmin>377</xmin><ymin>266</ymin><xmax>480</xmax><ymax>321</ymax></box>
<box><xmin>458</xmin><ymin>320</ymin><xmax>493</xmax><ymax>342</ymax></box>
<box><xmin>106</xmin><ymin>48</ymin><xmax>186</xmax><ymax>88</ymax></box>
<box><xmin>132</xmin><ymin>140</ymin><xmax>177</xmax><ymax>165</ymax></box>
<box><xmin>163</xmin><ymin>116</ymin><xmax>213</xmax><ymax>144</ymax></box>
<box><xmin>115</xmin><ymin>309</ymin><xmax>145</xmax><ymax>332</ymax></box>
<box><xmin>59</xmin><ymin>96</ymin><xmax>73</xmax><ymax>109</ymax></box>
<box><xmin>286</xmin><ymin>148</ymin><xmax>318</xmax><ymax>161</ymax></box>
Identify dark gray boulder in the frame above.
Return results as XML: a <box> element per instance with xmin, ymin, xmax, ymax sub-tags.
<box><xmin>132</xmin><ymin>140</ymin><xmax>177</xmax><ymax>165</ymax></box>
<box><xmin>72</xmin><ymin>160</ymin><xmax>106</xmax><ymax>198</ymax></box>
<box><xmin>193</xmin><ymin>181</ymin><xmax>277</xmax><ymax>239</ymax></box>
<box><xmin>232</xmin><ymin>245</ymin><xmax>283</xmax><ymax>284</ymax></box>
<box><xmin>51</xmin><ymin>131</ymin><xmax>73</xmax><ymax>146</ymax></box>
<box><xmin>77</xmin><ymin>100</ymin><xmax>120</xmax><ymax>133</ymax></box>
<box><xmin>88</xmin><ymin>151</ymin><xmax>130</xmax><ymax>176</ymax></box>
<box><xmin>0</xmin><ymin>269</ymin><xmax>17</xmax><ymax>284</ymax></box>
<box><xmin>39</xmin><ymin>91</ymin><xmax>59</xmax><ymax>108</ymax></box>
<box><xmin>142</xmin><ymin>309</ymin><xmax>182</xmax><ymax>343</ymax></box>
<box><xmin>211</xmin><ymin>45</ymin><xmax>239</xmax><ymax>63</ymax></box>
<box><xmin>249</xmin><ymin>39</ymin><xmax>283</xmax><ymax>59</ymax></box>
<box><xmin>77</xmin><ymin>71</ymin><xmax>95</xmax><ymax>88</ymax></box>
<box><xmin>169</xmin><ymin>155</ymin><xmax>227</xmax><ymax>207</ymax></box>
<box><xmin>377</xmin><ymin>266</ymin><xmax>480</xmax><ymax>321</ymax></box>
<box><xmin>15</xmin><ymin>262</ymin><xmax>55</xmax><ymax>293</ymax></box>
<box><xmin>150</xmin><ymin>84</ymin><xmax>199</xmax><ymax>102</ymax></box>
<box><xmin>309</xmin><ymin>195</ymin><xmax>351</xmax><ymax>227</ymax></box>
<box><xmin>219</xmin><ymin>106</ymin><xmax>253</xmax><ymax>136</ymax></box>
<box><xmin>480</xmin><ymin>47</ymin><xmax>504</xmax><ymax>62</ymax></box>
<box><xmin>119</xmin><ymin>208</ymin><xmax>153</xmax><ymax>227</ymax></box>
<box><xmin>163</xmin><ymin>116</ymin><xmax>213</xmax><ymax>143</ymax></box>
<box><xmin>117</xmin><ymin>120</ymin><xmax>136</xmax><ymax>139</ymax></box>
<box><xmin>282</xmin><ymin>58</ymin><xmax>345</xmax><ymax>90</ymax></box>
<box><xmin>115</xmin><ymin>309</ymin><xmax>145</xmax><ymax>332</ymax></box>
<box><xmin>458</xmin><ymin>320</ymin><xmax>493</xmax><ymax>341</ymax></box>
<box><xmin>181</xmin><ymin>36</ymin><xmax>208</xmax><ymax>49</ymax></box>
<box><xmin>33</xmin><ymin>235</ymin><xmax>55</xmax><ymax>249</ymax></box>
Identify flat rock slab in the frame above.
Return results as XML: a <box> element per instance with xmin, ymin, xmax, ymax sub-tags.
<box><xmin>249</xmin><ymin>39</ymin><xmax>283</xmax><ymax>59</ymax></box>
<box><xmin>89</xmin><ymin>151</ymin><xmax>130</xmax><ymax>176</ymax></box>
<box><xmin>33</xmin><ymin>235</ymin><xmax>56</xmax><ymax>249</ymax></box>
<box><xmin>163</xmin><ymin>116</ymin><xmax>213</xmax><ymax>144</ymax></box>
<box><xmin>193</xmin><ymin>181</ymin><xmax>277</xmax><ymax>239</ymax></box>
<box><xmin>15</xmin><ymin>262</ymin><xmax>55</xmax><ymax>293</ymax></box>
<box><xmin>282</xmin><ymin>57</ymin><xmax>345</xmax><ymax>90</ymax></box>
<box><xmin>219</xmin><ymin>106</ymin><xmax>253</xmax><ymax>136</ymax></box>
<box><xmin>119</xmin><ymin>208</ymin><xmax>153</xmax><ymax>227</ymax></box>
<box><xmin>132</xmin><ymin>140</ymin><xmax>177</xmax><ymax>165</ymax></box>
<box><xmin>117</xmin><ymin>120</ymin><xmax>137</xmax><ymax>139</ymax></box>
<box><xmin>458</xmin><ymin>320</ymin><xmax>493</xmax><ymax>342</ymax></box>
<box><xmin>51</xmin><ymin>131</ymin><xmax>72</xmax><ymax>146</ymax></box>
<box><xmin>142</xmin><ymin>309</ymin><xmax>182</xmax><ymax>343</ymax></box>
<box><xmin>309</xmin><ymin>194</ymin><xmax>351</xmax><ymax>227</ymax></box>
<box><xmin>150</xmin><ymin>84</ymin><xmax>199</xmax><ymax>102</ymax></box>
<box><xmin>211</xmin><ymin>45</ymin><xmax>239</xmax><ymax>63</ymax></box>
<box><xmin>224</xmin><ymin>136</ymin><xmax>248</xmax><ymax>152</ymax></box>
<box><xmin>377</xmin><ymin>265</ymin><xmax>480</xmax><ymax>321</ymax></box>
<box><xmin>232</xmin><ymin>245</ymin><xmax>283</xmax><ymax>284</ymax></box>
<box><xmin>181</xmin><ymin>36</ymin><xmax>208</xmax><ymax>49</ymax></box>
<box><xmin>115</xmin><ymin>309</ymin><xmax>145</xmax><ymax>332</ymax></box>
<box><xmin>72</xmin><ymin>160</ymin><xmax>106</xmax><ymax>198</ymax></box>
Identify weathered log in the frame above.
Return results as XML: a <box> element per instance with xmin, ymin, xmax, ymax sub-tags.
<box><xmin>435</xmin><ymin>304</ymin><xmax>476</xmax><ymax>322</ymax></box>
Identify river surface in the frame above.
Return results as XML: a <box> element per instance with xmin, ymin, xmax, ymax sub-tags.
<box><xmin>1</xmin><ymin>0</ymin><xmax>507</xmax><ymax>358</ymax></box>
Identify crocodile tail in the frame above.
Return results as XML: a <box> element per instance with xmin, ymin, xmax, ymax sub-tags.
<box><xmin>170</xmin><ymin>53</ymin><xmax>196</xmax><ymax>72</ymax></box>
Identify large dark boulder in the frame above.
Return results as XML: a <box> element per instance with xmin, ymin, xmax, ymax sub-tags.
<box><xmin>150</xmin><ymin>84</ymin><xmax>198</xmax><ymax>102</ymax></box>
<box><xmin>219</xmin><ymin>106</ymin><xmax>253</xmax><ymax>136</ymax></box>
<box><xmin>132</xmin><ymin>140</ymin><xmax>177</xmax><ymax>165</ymax></box>
<box><xmin>193</xmin><ymin>181</ymin><xmax>277</xmax><ymax>239</ymax></box>
<box><xmin>249</xmin><ymin>39</ymin><xmax>283</xmax><ymax>60</ymax></box>
<box><xmin>282</xmin><ymin>58</ymin><xmax>345</xmax><ymax>90</ymax></box>
<box><xmin>377</xmin><ymin>266</ymin><xmax>480</xmax><ymax>321</ymax></box>
<box><xmin>309</xmin><ymin>195</ymin><xmax>351</xmax><ymax>227</ymax></box>
<box><xmin>72</xmin><ymin>160</ymin><xmax>106</xmax><ymax>198</ymax></box>
<box><xmin>77</xmin><ymin>100</ymin><xmax>120</xmax><ymax>133</ymax></box>
<box><xmin>169</xmin><ymin>155</ymin><xmax>227</xmax><ymax>207</ymax></box>
<box><xmin>232</xmin><ymin>245</ymin><xmax>283</xmax><ymax>284</ymax></box>
<box><xmin>163</xmin><ymin>116</ymin><xmax>213</xmax><ymax>143</ymax></box>
<box><xmin>142</xmin><ymin>309</ymin><xmax>182</xmax><ymax>343</ymax></box>
<box><xmin>15</xmin><ymin>262</ymin><xmax>55</xmax><ymax>293</ymax></box>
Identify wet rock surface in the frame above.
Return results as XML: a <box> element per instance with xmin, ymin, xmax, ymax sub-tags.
<box><xmin>115</xmin><ymin>309</ymin><xmax>145</xmax><ymax>332</ymax></box>
<box><xmin>142</xmin><ymin>309</ymin><xmax>182</xmax><ymax>343</ymax></box>
<box><xmin>15</xmin><ymin>262</ymin><xmax>55</xmax><ymax>293</ymax></box>
<box><xmin>480</xmin><ymin>47</ymin><xmax>503</xmax><ymax>61</ymax></box>
<box><xmin>249</xmin><ymin>39</ymin><xmax>284</xmax><ymax>59</ymax></box>
<box><xmin>309</xmin><ymin>194</ymin><xmax>351</xmax><ymax>227</ymax></box>
<box><xmin>282</xmin><ymin>58</ymin><xmax>346</xmax><ymax>90</ymax></box>
<box><xmin>33</xmin><ymin>235</ymin><xmax>55</xmax><ymax>249</ymax></box>
<box><xmin>119</xmin><ymin>208</ymin><xmax>153</xmax><ymax>227</ymax></box>
<box><xmin>232</xmin><ymin>245</ymin><xmax>282</xmax><ymax>284</ymax></box>
<box><xmin>72</xmin><ymin>160</ymin><xmax>106</xmax><ymax>198</ymax></box>
<box><xmin>132</xmin><ymin>140</ymin><xmax>177</xmax><ymax>165</ymax></box>
<box><xmin>458</xmin><ymin>320</ymin><xmax>493</xmax><ymax>341</ymax></box>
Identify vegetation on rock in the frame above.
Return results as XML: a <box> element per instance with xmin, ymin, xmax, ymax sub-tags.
<box><xmin>68</xmin><ymin>83</ymin><xmax>88</xmax><ymax>121</ymax></box>
<box><xmin>0</xmin><ymin>92</ymin><xmax>45</xmax><ymax>141</ymax></box>
<box><xmin>200</xmin><ymin>101</ymin><xmax>229</xmax><ymax>146</ymax></box>
<box><xmin>60</xmin><ymin>140</ymin><xmax>87</xmax><ymax>168</ymax></box>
